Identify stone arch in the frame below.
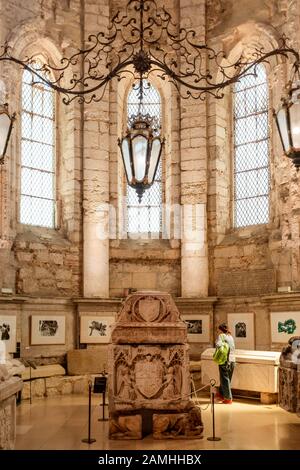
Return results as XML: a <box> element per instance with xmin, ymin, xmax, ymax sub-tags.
<box><xmin>220</xmin><ymin>22</ymin><xmax>283</xmax><ymax>66</ymax></box>
<box><xmin>6</xmin><ymin>18</ymin><xmax>63</xmax><ymax>65</ymax></box>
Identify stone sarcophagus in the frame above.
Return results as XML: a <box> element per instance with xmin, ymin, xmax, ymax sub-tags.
<box><xmin>108</xmin><ymin>291</ymin><xmax>203</xmax><ymax>439</ymax></box>
<box><xmin>279</xmin><ymin>336</ymin><xmax>300</xmax><ymax>415</ymax></box>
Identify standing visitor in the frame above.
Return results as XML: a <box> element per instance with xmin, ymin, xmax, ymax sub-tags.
<box><xmin>215</xmin><ymin>323</ymin><xmax>235</xmax><ymax>404</ymax></box>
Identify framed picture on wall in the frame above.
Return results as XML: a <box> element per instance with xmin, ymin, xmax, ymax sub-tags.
<box><xmin>271</xmin><ymin>312</ymin><xmax>300</xmax><ymax>343</ymax></box>
<box><xmin>181</xmin><ymin>315</ymin><xmax>210</xmax><ymax>342</ymax></box>
<box><xmin>227</xmin><ymin>313</ymin><xmax>255</xmax><ymax>350</ymax></box>
<box><xmin>80</xmin><ymin>316</ymin><xmax>114</xmax><ymax>344</ymax></box>
<box><xmin>0</xmin><ymin>315</ymin><xmax>17</xmax><ymax>353</ymax></box>
<box><xmin>31</xmin><ymin>315</ymin><xmax>66</xmax><ymax>345</ymax></box>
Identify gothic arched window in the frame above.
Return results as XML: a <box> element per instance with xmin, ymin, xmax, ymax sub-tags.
<box><xmin>233</xmin><ymin>63</ymin><xmax>270</xmax><ymax>227</ymax></box>
<box><xmin>126</xmin><ymin>80</ymin><xmax>162</xmax><ymax>234</ymax></box>
<box><xmin>20</xmin><ymin>66</ymin><xmax>56</xmax><ymax>228</ymax></box>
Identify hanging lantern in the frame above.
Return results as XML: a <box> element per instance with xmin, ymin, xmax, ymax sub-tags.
<box><xmin>118</xmin><ymin>80</ymin><xmax>164</xmax><ymax>202</ymax></box>
<box><xmin>274</xmin><ymin>79</ymin><xmax>300</xmax><ymax>168</ymax></box>
<box><xmin>0</xmin><ymin>103</ymin><xmax>15</xmax><ymax>164</ymax></box>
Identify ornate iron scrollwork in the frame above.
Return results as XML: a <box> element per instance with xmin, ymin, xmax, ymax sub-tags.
<box><xmin>0</xmin><ymin>0</ymin><xmax>299</xmax><ymax>104</ymax></box>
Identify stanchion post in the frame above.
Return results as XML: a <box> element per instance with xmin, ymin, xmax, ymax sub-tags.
<box><xmin>96</xmin><ymin>376</ymin><xmax>108</xmax><ymax>422</ymax></box>
<box><xmin>27</xmin><ymin>359</ymin><xmax>37</xmax><ymax>405</ymax></box>
<box><xmin>207</xmin><ymin>379</ymin><xmax>221</xmax><ymax>442</ymax></box>
<box><xmin>98</xmin><ymin>389</ymin><xmax>108</xmax><ymax>421</ymax></box>
<box><xmin>29</xmin><ymin>364</ymin><xmax>32</xmax><ymax>405</ymax></box>
<box><xmin>103</xmin><ymin>389</ymin><xmax>107</xmax><ymax>421</ymax></box>
<box><xmin>82</xmin><ymin>381</ymin><xmax>96</xmax><ymax>444</ymax></box>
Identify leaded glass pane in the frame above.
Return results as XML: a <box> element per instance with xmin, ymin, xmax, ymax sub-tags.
<box><xmin>20</xmin><ymin>66</ymin><xmax>56</xmax><ymax>228</ymax></box>
<box><xmin>32</xmin><ymin>87</ymin><xmax>43</xmax><ymax>115</ymax></box>
<box><xmin>22</xmin><ymin>84</ymin><xmax>32</xmax><ymax>112</ymax></box>
<box><xmin>43</xmin><ymin>91</ymin><xmax>54</xmax><ymax>119</ymax></box>
<box><xmin>20</xmin><ymin>195</ymin><xmax>55</xmax><ymax>228</ymax></box>
<box><xmin>128</xmin><ymin>80</ymin><xmax>161</xmax><ymax>123</ymax></box>
<box><xmin>127</xmin><ymin>80</ymin><xmax>162</xmax><ymax>234</ymax></box>
<box><xmin>234</xmin><ymin>63</ymin><xmax>269</xmax><ymax>228</ymax></box>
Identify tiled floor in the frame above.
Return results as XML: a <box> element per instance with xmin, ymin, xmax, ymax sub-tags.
<box><xmin>15</xmin><ymin>395</ymin><xmax>300</xmax><ymax>450</ymax></box>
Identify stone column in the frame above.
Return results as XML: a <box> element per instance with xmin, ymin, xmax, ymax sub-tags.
<box><xmin>84</xmin><ymin>220</ymin><xmax>109</xmax><ymax>297</ymax></box>
<box><xmin>0</xmin><ymin>7</ymin><xmax>15</xmax><ymax>293</ymax></box>
<box><xmin>181</xmin><ymin>203</ymin><xmax>208</xmax><ymax>297</ymax></box>
<box><xmin>0</xmin><ymin>74</ymin><xmax>15</xmax><ymax>293</ymax></box>
<box><xmin>83</xmin><ymin>0</ymin><xmax>110</xmax><ymax>298</ymax></box>
<box><xmin>180</xmin><ymin>0</ymin><xmax>208</xmax><ymax>297</ymax></box>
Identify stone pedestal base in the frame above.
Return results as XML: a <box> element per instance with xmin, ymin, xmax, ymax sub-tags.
<box><xmin>0</xmin><ymin>377</ymin><xmax>23</xmax><ymax>449</ymax></box>
<box><xmin>109</xmin><ymin>414</ymin><xmax>142</xmax><ymax>440</ymax></box>
<box><xmin>109</xmin><ymin>402</ymin><xmax>203</xmax><ymax>440</ymax></box>
<box><xmin>279</xmin><ymin>365</ymin><xmax>298</xmax><ymax>412</ymax></box>
<box><xmin>0</xmin><ymin>395</ymin><xmax>16</xmax><ymax>450</ymax></box>
<box><xmin>278</xmin><ymin>336</ymin><xmax>300</xmax><ymax>414</ymax></box>
<box><xmin>260</xmin><ymin>392</ymin><xmax>277</xmax><ymax>405</ymax></box>
<box><xmin>153</xmin><ymin>407</ymin><xmax>203</xmax><ymax>439</ymax></box>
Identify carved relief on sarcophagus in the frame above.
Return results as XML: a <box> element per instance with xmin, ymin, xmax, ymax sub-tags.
<box><xmin>279</xmin><ymin>336</ymin><xmax>300</xmax><ymax>414</ymax></box>
<box><xmin>109</xmin><ymin>345</ymin><xmax>190</xmax><ymax>411</ymax></box>
<box><xmin>111</xmin><ymin>292</ymin><xmax>187</xmax><ymax>344</ymax></box>
<box><xmin>108</xmin><ymin>291</ymin><xmax>203</xmax><ymax>439</ymax></box>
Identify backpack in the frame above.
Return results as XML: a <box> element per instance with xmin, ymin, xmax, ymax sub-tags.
<box><xmin>213</xmin><ymin>334</ymin><xmax>230</xmax><ymax>365</ymax></box>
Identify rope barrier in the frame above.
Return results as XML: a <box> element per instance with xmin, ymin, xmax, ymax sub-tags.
<box><xmin>190</xmin><ymin>377</ymin><xmax>211</xmax><ymax>411</ymax></box>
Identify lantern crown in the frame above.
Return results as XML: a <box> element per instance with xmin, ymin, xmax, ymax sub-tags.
<box><xmin>274</xmin><ymin>66</ymin><xmax>300</xmax><ymax>168</ymax></box>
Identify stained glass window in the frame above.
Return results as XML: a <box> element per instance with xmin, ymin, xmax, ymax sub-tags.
<box><xmin>127</xmin><ymin>80</ymin><xmax>162</xmax><ymax>233</ymax></box>
<box><xmin>234</xmin><ymin>63</ymin><xmax>270</xmax><ymax>227</ymax></box>
<box><xmin>20</xmin><ymin>65</ymin><xmax>56</xmax><ymax>228</ymax></box>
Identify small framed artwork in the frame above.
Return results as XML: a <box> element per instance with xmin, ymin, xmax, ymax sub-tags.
<box><xmin>80</xmin><ymin>316</ymin><xmax>114</xmax><ymax>344</ymax></box>
<box><xmin>181</xmin><ymin>315</ymin><xmax>210</xmax><ymax>342</ymax></box>
<box><xmin>0</xmin><ymin>315</ymin><xmax>17</xmax><ymax>353</ymax></box>
<box><xmin>31</xmin><ymin>315</ymin><xmax>66</xmax><ymax>345</ymax></box>
<box><xmin>271</xmin><ymin>312</ymin><xmax>300</xmax><ymax>343</ymax></box>
<box><xmin>227</xmin><ymin>313</ymin><xmax>255</xmax><ymax>350</ymax></box>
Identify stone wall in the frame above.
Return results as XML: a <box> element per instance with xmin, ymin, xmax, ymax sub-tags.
<box><xmin>14</xmin><ymin>232</ymin><xmax>80</xmax><ymax>296</ymax></box>
<box><xmin>109</xmin><ymin>240</ymin><xmax>181</xmax><ymax>297</ymax></box>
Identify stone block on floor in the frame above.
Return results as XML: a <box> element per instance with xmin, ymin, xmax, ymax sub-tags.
<box><xmin>21</xmin><ymin>364</ymin><xmax>66</xmax><ymax>381</ymax></box>
<box><xmin>67</xmin><ymin>349</ymin><xmax>107</xmax><ymax>375</ymax></box>
<box><xmin>21</xmin><ymin>374</ymin><xmax>103</xmax><ymax>400</ymax></box>
<box><xmin>153</xmin><ymin>406</ymin><xmax>203</xmax><ymax>439</ymax></box>
<box><xmin>22</xmin><ymin>379</ymin><xmax>46</xmax><ymax>399</ymax></box>
<box><xmin>260</xmin><ymin>392</ymin><xmax>278</xmax><ymax>405</ymax></box>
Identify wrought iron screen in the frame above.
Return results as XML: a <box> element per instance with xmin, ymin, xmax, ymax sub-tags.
<box><xmin>127</xmin><ymin>80</ymin><xmax>162</xmax><ymax>233</ymax></box>
<box><xmin>234</xmin><ymin>63</ymin><xmax>270</xmax><ymax>228</ymax></box>
<box><xmin>20</xmin><ymin>67</ymin><xmax>55</xmax><ymax>228</ymax></box>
